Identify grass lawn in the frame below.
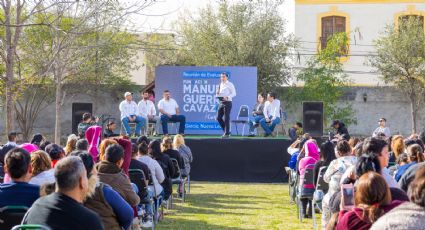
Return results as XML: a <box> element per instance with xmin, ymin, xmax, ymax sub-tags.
<box><xmin>156</xmin><ymin>182</ymin><xmax>320</xmax><ymax>230</ymax></box>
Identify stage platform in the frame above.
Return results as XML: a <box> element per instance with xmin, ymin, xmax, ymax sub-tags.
<box><xmin>184</xmin><ymin>137</ymin><xmax>292</xmax><ymax>183</ymax></box>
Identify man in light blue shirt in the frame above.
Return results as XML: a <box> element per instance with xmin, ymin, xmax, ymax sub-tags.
<box><xmin>119</xmin><ymin>92</ymin><xmax>145</xmax><ymax>136</ymax></box>
<box><xmin>260</xmin><ymin>92</ymin><xmax>281</xmax><ymax>137</ymax></box>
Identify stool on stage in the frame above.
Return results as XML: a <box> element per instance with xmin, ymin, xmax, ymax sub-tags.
<box><xmin>120</xmin><ymin>121</ymin><xmax>137</xmax><ymax>136</ymax></box>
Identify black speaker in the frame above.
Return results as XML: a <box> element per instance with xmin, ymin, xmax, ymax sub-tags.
<box><xmin>303</xmin><ymin>102</ymin><xmax>324</xmax><ymax>137</ymax></box>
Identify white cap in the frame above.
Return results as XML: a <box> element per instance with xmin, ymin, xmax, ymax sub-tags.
<box><xmin>124</xmin><ymin>92</ymin><xmax>132</xmax><ymax>97</ymax></box>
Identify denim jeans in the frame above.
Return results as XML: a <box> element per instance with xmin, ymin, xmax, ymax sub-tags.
<box><xmin>160</xmin><ymin>114</ymin><xmax>186</xmax><ymax>134</ymax></box>
<box><xmin>259</xmin><ymin>116</ymin><xmax>281</xmax><ymax>135</ymax></box>
<box><xmin>143</xmin><ymin>188</ymin><xmax>154</xmax><ymax>216</ymax></box>
<box><xmin>248</xmin><ymin>115</ymin><xmax>264</xmax><ymax>134</ymax></box>
<box><xmin>122</xmin><ymin>116</ymin><xmax>145</xmax><ymax>136</ymax></box>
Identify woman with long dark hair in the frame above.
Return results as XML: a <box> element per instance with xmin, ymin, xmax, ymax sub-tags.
<box><xmin>336</xmin><ymin>172</ymin><xmax>403</xmax><ymax>229</ymax></box>
<box><xmin>149</xmin><ymin>140</ymin><xmax>175</xmax><ymax>200</ymax></box>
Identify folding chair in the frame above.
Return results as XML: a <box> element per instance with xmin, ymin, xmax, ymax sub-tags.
<box><xmin>312</xmin><ymin>166</ymin><xmax>328</xmax><ymax>230</ymax></box>
<box><xmin>120</xmin><ymin>122</ymin><xmax>137</xmax><ymax>136</ymax></box>
<box><xmin>231</xmin><ymin>105</ymin><xmax>250</xmax><ymax>136</ymax></box>
<box><xmin>0</xmin><ymin>164</ymin><xmax>4</xmax><ymax>183</ymax></box>
<box><xmin>128</xmin><ymin>169</ymin><xmax>155</xmax><ymax>230</ymax></box>
<box><xmin>11</xmin><ymin>225</ymin><xmax>51</xmax><ymax>230</ymax></box>
<box><xmin>169</xmin><ymin>158</ymin><xmax>188</xmax><ymax>209</ymax></box>
<box><xmin>276</xmin><ymin>109</ymin><xmax>288</xmax><ymax>137</ymax></box>
<box><xmin>285</xmin><ymin>167</ymin><xmax>298</xmax><ymax>203</ymax></box>
<box><xmin>0</xmin><ymin>206</ymin><xmax>29</xmax><ymax>230</ymax></box>
<box><xmin>297</xmin><ymin>164</ymin><xmax>315</xmax><ymax>222</ymax></box>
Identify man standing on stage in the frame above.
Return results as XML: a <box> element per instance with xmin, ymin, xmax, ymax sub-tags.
<box><xmin>259</xmin><ymin>92</ymin><xmax>281</xmax><ymax>137</ymax></box>
<box><xmin>119</xmin><ymin>92</ymin><xmax>145</xmax><ymax>137</ymax></box>
<box><xmin>158</xmin><ymin>90</ymin><xmax>186</xmax><ymax>135</ymax></box>
<box><xmin>216</xmin><ymin>72</ymin><xmax>236</xmax><ymax>138</ymax></box>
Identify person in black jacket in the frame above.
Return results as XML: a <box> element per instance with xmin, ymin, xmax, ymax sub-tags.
<box><xmin>331</xmin><ymin>120</ymin><xmax>350</xmax><ymax>141</ymax></box>
<box><xmin>313</xmin><ymin>141</ymin><xmax>336</xmax><ymax>188</ymax></box>
<box><xmin>149</xmin><ymin>140</ymin><xmax>175</xmax><ymax>200</ymax></box>
<box><xmin>248</xmin><ymin>93</ymin><xmax>265</xmax><ymax>137</ymax></box>
<box><xmin>161</xmin><ymin>136</ymin><xmax>184</xmax><ymax>175</ymax></box>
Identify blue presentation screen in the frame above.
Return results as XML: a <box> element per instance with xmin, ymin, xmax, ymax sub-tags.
<box><xmin>155</xmin><ymin>66</ymin><xmax>257</xmax><ymax>135</ymax></box>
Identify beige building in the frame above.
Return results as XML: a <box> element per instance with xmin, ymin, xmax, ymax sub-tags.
<box><xmin>295</xmin><ymin>0</ymin><xmax>425</xmax><ymax>85</ymax></box>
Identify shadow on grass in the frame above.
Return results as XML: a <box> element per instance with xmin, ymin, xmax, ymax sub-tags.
<box><xmin>157</xmin><ymin>217</ymin><xmax>246</xmax><ymax>230</ymax></box>
<box><xmin>181</xmin><ymin>193</ymin><xmax>262</xmax><ymax>210</ymax></box>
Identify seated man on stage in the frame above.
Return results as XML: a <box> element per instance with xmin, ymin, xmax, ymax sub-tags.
<box><xmin>248</xmin><ymin>93</ymin><xmax>265</xmax><ymax>137</ymax></box>
<box><xmin>138</xmin><ymin>90</ymin><xmax>160</xmax><ymax>135</ymax></box>
<box><xmin>259</xmin><ymin>92</ymin><xmax>281</xmax><ymax>137</ymax></box>
<box><xmin>119</xmin><ymin>92</ymin><xmax>145</xmax><ymax>137</ymax></box>
<box><xmin>158</xmin><ymin>90</ymin><xmax>186</xmax><ymax>135</ymax></box>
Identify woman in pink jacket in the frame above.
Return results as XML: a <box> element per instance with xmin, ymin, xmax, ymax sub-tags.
<box><xmin>298</xmin><ymin>140</ymin><xmax>320</xmax><ymax>218</ymax></box>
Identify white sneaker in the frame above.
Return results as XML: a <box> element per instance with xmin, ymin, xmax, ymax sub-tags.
<box><xmin>141</xmin><ymin>220</ymin><xmax>153</xmax><ymax>228</ymax></box>
<box><xmin>132</xmin><ymin>218</ymin><xmax>141</xmax><ymax>230</ymax></box>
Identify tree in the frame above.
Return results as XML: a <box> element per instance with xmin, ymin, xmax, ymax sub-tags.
<box><xmin>174</xmin><ymin>0</ymin><xmax>294</xmax><ymax>92</ymax></box>
<box><xmin>18</xmin><ymin>1</ymin><xmax>149</xmax><ymax>144</ymax></box>
<box><xmin>369</xmin><ymin>17</ymin><xmax>425</xmax><ymax>133</ymax></box>
<box><xmin>288</xmin><ymin>32</ymin><xmax>356</xmax><ymax>128</ymax></box>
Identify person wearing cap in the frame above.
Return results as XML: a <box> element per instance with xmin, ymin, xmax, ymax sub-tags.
<box><xmin>158</xmin><ymin>90</ymin><xmax>186</xmax><ymax>135</ymax></box>
<box><xmin>331</xmin><ymin>120</ymin><xmax>350</xmax><ymax>141</ymax></box>
<box><xmin>372</xmin><ymin>118</ymin><xmax>391</xmax><ymax>137</ymax></box>
<box><xmin>119</xmin><ymin>92</ymin><xmax>145</xmax><ymax>137</ymax></box>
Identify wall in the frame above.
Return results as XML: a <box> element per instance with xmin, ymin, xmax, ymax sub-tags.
<box><xmin>295</xmin><ymin>2</ymin><xmax>425</xmax><ymax>85</ymax></box>
<box><xmin>0</xmin><ymin>88</ymin><xmax>145</xmax><ymax>143</ymax></box>
<box><xmin>282</xmin><ymin>86</ymin><xmax>421</xmax><ymax>137</ymax></box>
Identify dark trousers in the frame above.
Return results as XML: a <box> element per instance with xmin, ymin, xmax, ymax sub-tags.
<box><xmin>160</xmin><ymin>114</ymin><xmax>186</xmax><ymax>134</ymax></box>
<box><xmin>217</xmin><ymin>101</ymin><xmax>232</xmax><ymax>135</ymax></box>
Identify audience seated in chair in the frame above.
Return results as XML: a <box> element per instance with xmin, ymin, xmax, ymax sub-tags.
<box><xmin>0</xmin><ymin>148</ymin><xmax>40</xmax><ymax>208</ymax></box>
<box><xmin>298</xmin><ymin>140</ymin><xmax>320</xmax><ymax>218</ymax></box>
<box><xmin>336</xmin><ymin>172</ymin><xmax>404</xmax><ymax>230</ymax></box>
<box><xmin>0</xmin><ymin>132</ymin><xmax>19</xmax><ymax>165</ymax></box>
<box><xmin>22</xmin><ymin>156</ymin><xmax>104</xmax><ymax>230</ymax></box>
<box><xmin>136</xmin><ymin>142</ymin><xmax>165</xmax><ymax>227</ymax></box>
<box><xmin>149</xmin><ymin>140</ymin><xmax>175</xmax><ymax>201</ymax></box>
<box><xmin>371</xmin><ymin>165</ymin><xmax>425</xmax><ymax>229</ymax></box>
<box><xmin>173</xmin><ymin>134</ymin><xmax>193</xmax><ymax>177</ymax></box>
<box><xmin>96</xmin><ymin>144</ymin><xmax>140</xmax><ymax>207</ymax></box>
<box><xmin>76</xmin><ymin>151</ymin><xmax>133</xmax><ymax>230</ymax></box>
<box><xmin>29</xmin><ymin>150</ymin><xmax>55</xmax><ymax>186</ymax></box>
<box><xmin>161</xmin><ymin>136</ymin><xmax>185</xmax><ymax>175</ymax></box>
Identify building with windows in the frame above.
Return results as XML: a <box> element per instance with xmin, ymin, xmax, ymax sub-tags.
<box><xmin>295</xmin><ymin>0</ymin><xmax>425</xmax><ymax>85</ymax></box>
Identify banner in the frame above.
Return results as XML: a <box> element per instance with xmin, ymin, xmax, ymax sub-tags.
<box><xmin>155</xmin><ymin>66</ymin><xmax>257</xmax><ymax>135</ymax></box>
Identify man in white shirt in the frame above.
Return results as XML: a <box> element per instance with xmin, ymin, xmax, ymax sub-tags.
<box><xmin>260</xmin><ymin>92</ymin><xmax>281</xmax><ymax>137</ymax></box>
<box><xmin>158</xmin><ymin>90</ymin><xmax>186</xmax><ymax>135</ymax></box>
<box><xmin>138</xmin><ymin>90</ymin><xmax>160</xmax><ymax>135</ymax></box>
<box><xmin>119</xmin><ymin>92</ymin><xmax>145</xmax><ymax>136</ymax></box>
<box><xmin>216</xmin><ymin>72</ymin><xmax>236</xmax><ymax>138</ymax></box>
<box><xmin>372</xmin><ymin>118</ymin><xmax>391</xmax><ymax>137</ymax></box>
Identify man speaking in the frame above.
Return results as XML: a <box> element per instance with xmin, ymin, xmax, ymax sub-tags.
<box><xmin>216</xmin><ymin>72</ymin><xmax>236</xmax><ymax>138</ymax></box>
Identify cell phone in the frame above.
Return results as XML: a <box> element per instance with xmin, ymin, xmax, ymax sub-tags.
<box><xmin>341</xmin><ymin>184</ymin><xmax>355</xmax><ymax>210</ymax></box>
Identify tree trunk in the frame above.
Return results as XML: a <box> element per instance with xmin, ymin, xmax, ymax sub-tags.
<box><xmin>54</xmin><ymin>82</ymin><xmax>62</xmax><ymax>145</ymax></box>
<box><xmin>5</xmin><ymin>61</ymin><xmax>14</xmax><ymax>134</ymax></box>
<box><xmin>410</xmin><ymin>95</ymin><xmax>417</xmax><ymax>134</ymax></box>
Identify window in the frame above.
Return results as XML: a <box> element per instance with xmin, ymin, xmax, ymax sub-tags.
<box><xmin>398</xmin><ymin>15</ymin><xmax>424</xmax><ymax>30</ymax></box>
<box><xmin>321</xmin><ymin>16</ymin><xmax>346</xmax><ymax>50</ymax></box>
